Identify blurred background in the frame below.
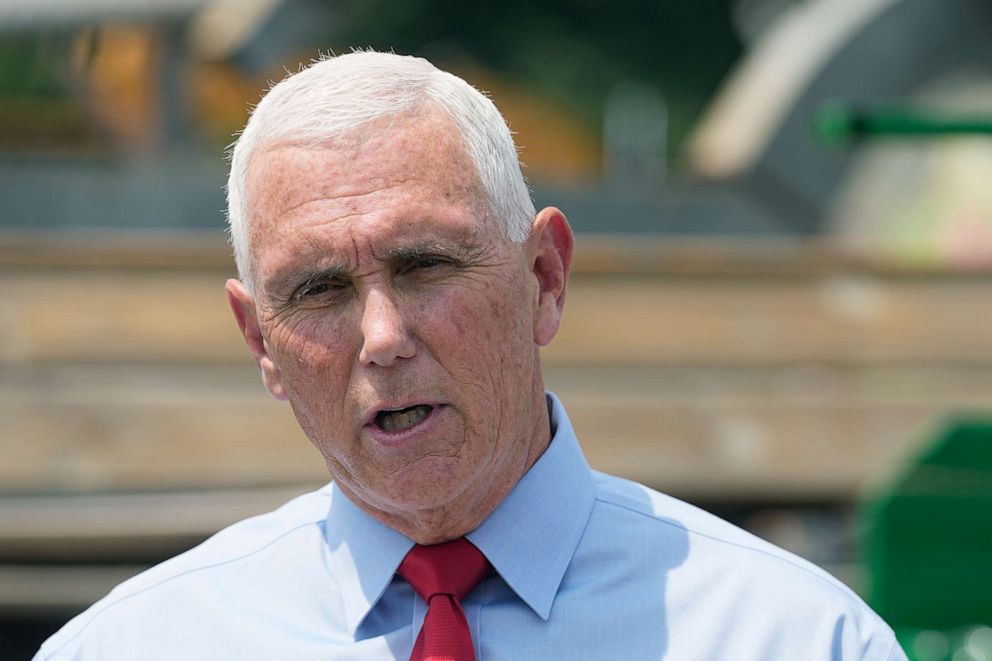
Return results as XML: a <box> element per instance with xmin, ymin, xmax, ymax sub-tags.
<box><xmin>2</xmin><ymin>0</ymin><xmax>991</xmax><ymax>658</ymax></box>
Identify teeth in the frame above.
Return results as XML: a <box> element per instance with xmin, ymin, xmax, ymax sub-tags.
<box><xmin>378</xmin><ymin>405</ymin><xmax>432</xmax><ymax>432</ymax></box>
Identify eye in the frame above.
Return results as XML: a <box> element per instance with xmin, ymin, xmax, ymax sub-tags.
<box><xmin>301</xmin><ymin>282</ymin><xmax>330</xmax><ymax>297</ymax></box>
<box><xmin>415</xmin><ymin>257</ymin><xmax>444</xmax><ymax>269</ymax></box>
<box><xmin>293</xmin><ymin>278</ymin><xmax>349</xmax><ymax>304</ymax></box>
<box><xmin>398</xmin><ymin>254</ymin><xmax>453</xmax><ymax>276</ymax></box>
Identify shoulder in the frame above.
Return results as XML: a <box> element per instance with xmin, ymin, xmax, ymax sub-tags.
<box><xmin>37</xmin><ymin>484</ymin><xmax>333</xmax><ymax>660</ymax></box>
<box><xmin>585</xmin><ymin>471</ymin><xmax>903</xmax><ymax>660</ymax></box>
<box><xmin>590</xmin><ymin>469</ymin><xmax>849</xmax><ymax>587</ymax></box>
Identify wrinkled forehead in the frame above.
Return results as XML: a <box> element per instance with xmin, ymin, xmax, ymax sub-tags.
<box><xmin>243</xmin><ymin>108</ymin><xmax>492</xmax><ymax>260</ymax></box>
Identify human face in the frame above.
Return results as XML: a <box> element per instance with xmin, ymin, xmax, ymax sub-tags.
<box><xmin>226</xmin><ymin>110</ymin><xmax>570</xmax><ymax>541</ymax></box>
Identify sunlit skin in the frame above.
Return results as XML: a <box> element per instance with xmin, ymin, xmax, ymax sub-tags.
<box><xmin>226</xmin><ymin>108</ymin><xmax>573</xmax><ymax>544</ymax></box>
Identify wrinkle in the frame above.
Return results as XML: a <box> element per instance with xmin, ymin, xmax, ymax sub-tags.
<box><xmin>239</xmin><ymin>109</ymin><xmax>549</xmax><ymax>545</ymax></box>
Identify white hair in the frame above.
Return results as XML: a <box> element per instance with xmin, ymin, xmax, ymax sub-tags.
<box><xmin>226</xmin><ymin>50</ymin><xmax>536</xmax><ymax>289</ymax></box>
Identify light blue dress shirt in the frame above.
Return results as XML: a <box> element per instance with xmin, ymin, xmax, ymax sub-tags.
<box><xmin>37</xmin><ymin>393</ymin><xmax>907</xmax><ymax>660</ymax></box>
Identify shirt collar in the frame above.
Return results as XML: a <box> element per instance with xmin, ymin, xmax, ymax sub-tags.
<box><xmin>467</xmin><ymin>392</ymin><xmax>596</xmax><ymax>621</ymax></box>
<box><xmin>323</xmin><ymin>483</ymin><xmax>414</xmax><ymax>634</ymax></box>
<box><xmin>322</xmin><ymin>391</ymin><xmax>596</xmax><ymax>631</ymax></box>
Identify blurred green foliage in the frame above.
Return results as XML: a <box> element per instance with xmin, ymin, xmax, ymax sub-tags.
<box><xmin>0</xmin><ymin>33</ymin><xmax>71</xmax><ymax>98</ymax></box>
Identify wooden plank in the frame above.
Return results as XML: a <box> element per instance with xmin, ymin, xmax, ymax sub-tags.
<box><xmin>0</xmin><ymin>366</ymin><xmax>325</xmax><ymax>493</ymax></box>
<box><xmin>0</xmin><ymin>231</ymin><xmax>234</xmax><ymax>272</ymax></box>
<box><xmin>2</xmin><ymin>364</ymin><xmax>984</xmax><ymax>500</ymax></box>
<box><xmin>0</xmin><ymin>271</ymin><xmax>246</xmax><ymax>364</ymax></box>
<box><xmin>3</xmin><ymin>231</ymin><xmax>991</xmax><ymax>277</ymax></box>
<box><xmin>2</xmin><ymin>232</ymin><xmax>991</xmax><ymax>365</ymax></box>
<box><xmin>549</xmin><ymin>275</ymin><xmax>992</xmax><ymax>365</ymax></box>
<box><xmin>2</xmin><ymin>271</ymin><xmax>992</xmax><ymax>365</ymax></box>
<box><xmin>546</xmin><ymin>364</ymin><xmax>989</xmax><ymax>499</ymax></box>
<box><xmin>0</xmin><ymin>565</ymin><xmax>147</xmax><ymax>612</ymax></box>
<box><xmin>1</xmin><ymin>233</ymin><xmax>990</xmax><ymax>505</ymax></box>
<box><xmin>0</xmin><ymin>486</ymin><xmax>313</xmax><ymax>560</ymax></box>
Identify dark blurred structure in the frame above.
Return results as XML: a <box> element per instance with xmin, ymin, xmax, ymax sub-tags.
<box><xmin>690</xmin><ymin>0</ymin><xmax>992</xmax><ymax>261</ymax></box>
<box><xmin>4</xmin><ymin>0</ymin><xmax>992</xmax><ymax>239</ymax></box>
<box><xmin>0</xmin><ymin>0</ymin><xmax>774</xmax><ymax>236</ymax></box>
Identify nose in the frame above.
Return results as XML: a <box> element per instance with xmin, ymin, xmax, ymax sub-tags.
<box><xmin>358</xmin><ymin>288</ymin><xmax>417</xmax><ymax>367</ymax></box>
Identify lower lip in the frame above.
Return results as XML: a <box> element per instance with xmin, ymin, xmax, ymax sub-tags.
<box><xmin>363</xmin><ymin>405</ymin><xmax>445</xmax><ymax>448</ymax></box>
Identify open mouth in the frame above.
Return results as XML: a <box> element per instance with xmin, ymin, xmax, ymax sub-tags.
<box><xmin>374</xmin><ymin>405</ymin><xmax>434</xmax><ymax>433</ymax></box>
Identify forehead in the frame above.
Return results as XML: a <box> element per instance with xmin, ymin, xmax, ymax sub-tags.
<box><xmin>245</xmin><ymin>110</ymin><xmax>494</xmax><ymax>282</ymax></box>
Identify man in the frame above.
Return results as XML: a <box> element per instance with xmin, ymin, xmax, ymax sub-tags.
<box><xmin>37</xmin><ymin>51</ymin><xmax>907</xmax><ymax>660</ymax></box>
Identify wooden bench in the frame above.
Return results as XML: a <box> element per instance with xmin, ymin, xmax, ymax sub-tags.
<box><xmin>2</xmin><ymin>231</ymin><xmax>991</xmax><ymax>609</ymax></box>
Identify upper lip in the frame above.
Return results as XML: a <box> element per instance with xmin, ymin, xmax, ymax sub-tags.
<box><xmin>361</xmin><ymin>401</ymin><xmax>441</xmax><ymax>426</ymax></box>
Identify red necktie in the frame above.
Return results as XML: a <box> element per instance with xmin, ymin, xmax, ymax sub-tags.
<box><xmin>398</xmin><ymin>538</ymin><xmax>491</xmax><ymax>661</ymax></box>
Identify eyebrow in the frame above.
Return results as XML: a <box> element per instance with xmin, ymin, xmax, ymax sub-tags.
<box><xmin>265</xmin><ymin>232</ymin><xmax>484</xmax><ymax>296</ymax></box>
<box><xmin>378</xmin><ymin>241</ymin><xmax>454</xmax><ymax>261</ymax></box>
<box><xmin>376</xmin><ymin>225</ymin><xmax>488</xmax><ymax>261</ymax></box>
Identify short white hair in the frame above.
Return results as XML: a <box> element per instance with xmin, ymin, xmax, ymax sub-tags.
<box><xmin>226</xmin><ymin>50</ymin><xmax>536</xmax><ymax>289</ymax></box>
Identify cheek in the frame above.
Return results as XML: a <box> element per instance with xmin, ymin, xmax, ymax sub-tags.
<box><xmin>431</xmin><ymin>283</ymin><xmax>534</xmax><ymax>384</ymax></box>
<box><xmin>265</xmin><ymin>314</ymin><xmax>356</xmax><ymax>385</ymax></box>
<box><xmin>479</xmin><ymin>278</ymin><xmax>533</xmax><ymax>348</ymax></box>
<box><xmin>264</xmin><ymin>316</ymin><xmax>358</xmax><ymax>462</ymax></box>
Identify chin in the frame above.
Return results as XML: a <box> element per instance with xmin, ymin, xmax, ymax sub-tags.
<box><xmin>366</xmin><ymin>458</ymin><xmax>476</xmax><ymax>512</ymax></box>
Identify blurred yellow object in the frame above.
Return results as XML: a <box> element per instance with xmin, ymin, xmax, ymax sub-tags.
<box><xmin>81</xmin><ymin>24</ymin><xmax>159</xmax><ymax>151</ymax></box>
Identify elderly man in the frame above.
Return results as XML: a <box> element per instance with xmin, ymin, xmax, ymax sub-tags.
<box><xmin>37</xmin><ymin>51</ymin><xmax>906</xmax><ymax>660</ymax></box>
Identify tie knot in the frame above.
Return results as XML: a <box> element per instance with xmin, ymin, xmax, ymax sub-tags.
<box><xmin>398</xmin><ymin>538</ymin><xmax>491</xmax><ymax>602</ymax></box>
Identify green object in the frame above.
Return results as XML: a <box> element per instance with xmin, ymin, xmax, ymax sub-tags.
<box><xmin>898</xmin><ymin>625</ymin><xmax>992</xmax><ymax>661</ymax></box>
<box><xmin>815</xmin><ymin>102</ymin><xmax>992</xmax><ymax>146</ymax></box>
<box><xmin>861</xmin><ymin>418</ymin><xmax>992</xmax><ymax>658</ymax></box>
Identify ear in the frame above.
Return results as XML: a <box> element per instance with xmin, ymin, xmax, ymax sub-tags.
<box><xmin>526</xmin><ymin>206</ymin><xmax>574</xmax><ymax>346</ymax></box>
<box><xmin>225</xmin><ymin>279</ymin><xmax>288</xmax><ymax>401</ymax></box>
